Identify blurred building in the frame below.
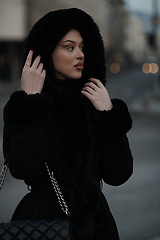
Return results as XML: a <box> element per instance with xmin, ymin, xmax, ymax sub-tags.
<box><xmin>156</xmin><ymin>28</ymin><xmax>160</xmax><ymax>56</ymax></box>
<box><xmin>26</xmin><ymin>0</ymin><xmax>109</xmax><ymax>44</ymax></box>
<box><xmin>105</xmin><ymin>0</ymin><xmax>127</xmax><ymax>69</ymax></box>
<box><xmin>124</xmin><ymin>13</ymin><xmax>147</xmax><ymax>65</ymax></box>
<box><xmin>0</xmin><ymin>0</ymin><xmax>149</xmax><ymax>81</ymax></box>
<box><xmin>106</xmin><ymin>0</ymin><xmax>126</xmax><ymax>50</ymax></box>
<box><xmin>106</xmin><ymin>0</ymin><xmax>148</xmax><ymax>72</ymax></box>
<box><xmin>0</xmin><ymin>0</ymin><xmax>109</xmax><ymax>82</ymax></box>
<box><xmin>0</xmin><ymin>0</ymin><xmax>27</xmax><ymax>82</ymax></box>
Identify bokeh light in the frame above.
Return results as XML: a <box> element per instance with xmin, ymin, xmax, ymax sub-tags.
<box><xmin>142</xmin><ymin>63</ymin><xmax>151</xmax><ymax>74</ymax></box>
<box><xmin>142</xmin><ymin>63</ymin><xmax>159</xmax><ymax>74</ymax></box>
<box><xmin>150</xmin><ymin>63</ymin><xmax>159</xmax><ymax>74</ymax></box>
<box><xmin>109</xmin><ymin>63</ymin><xmax>120</xmax><ymax>74</ymax></box>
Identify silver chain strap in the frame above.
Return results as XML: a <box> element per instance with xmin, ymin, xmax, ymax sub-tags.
<box><xmin>0</xmin><ymin>163</ymin><xmax>70</xmax><ymax>217</ymax></box>
<box><xmin>0</xmin><ymin>164</ymin><xmax>8</xmax><ymax>190</ymax></box>
<box><xmin>45</xmin><ymin>162</ymin><xmax>70</xmax><ymax>217</ymax></box>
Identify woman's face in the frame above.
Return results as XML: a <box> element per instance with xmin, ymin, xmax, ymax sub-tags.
<box><xmin>52</xmin><ymin>29</ymin><xmax>84</xmax><ymax>80</ymax></box>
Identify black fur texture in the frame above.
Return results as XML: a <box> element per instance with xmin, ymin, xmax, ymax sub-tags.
<box><xmin>3</xmin><ymin>8</ymin><xmax>133</xmax><ymax>240</ymax></box>
<box><xmin>23</xmin><ymin>8</ymin><xmax>106</xmax><ymax>90</ymax></box>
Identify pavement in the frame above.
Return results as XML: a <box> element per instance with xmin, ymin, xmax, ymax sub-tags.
<box><xmin>0</xmin><ymin>70</ymin><xmax>160</xmax><ymax>240</ymax></box>
<box><xmin>106</xmin><ymin>69</ymin><xmax>160</xmax><ymax>115</ymax></box>
<box><xmin>105</xmin><ymin>70</ymin><xmax>160</xmax><ymax>240</ymax></box>
<box><xmin>130</xmin><ymin>90</ymin><xmax>160</xmax><ymax>115</ymax></box>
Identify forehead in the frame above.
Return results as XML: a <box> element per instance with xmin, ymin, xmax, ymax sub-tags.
<box><xmin>60</xmin><ymin>29</ymin><xmax>83</xmax><ymax>43</ymax></box>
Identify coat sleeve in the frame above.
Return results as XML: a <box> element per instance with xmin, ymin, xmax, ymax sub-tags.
<box><xmin>90</xmin><ymin>99</ymin><xmax>133</xmax><ymax>186</ymax></box>
<box><xmin>3</xmin><ymin>90</ymin><xmax>54</xmax><ymax>180</ymax></box>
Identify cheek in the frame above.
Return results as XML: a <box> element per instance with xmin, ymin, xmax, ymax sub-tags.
<box><xmin>53</xmin><ymin>53</ymin><xmax>73</xmax><ymax>70</ymax></box>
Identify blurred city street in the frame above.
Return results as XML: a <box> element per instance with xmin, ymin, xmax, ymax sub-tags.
<box><xmin>0</xmin><ymin>69</ymin><xmax>160</xmax><ymax>240</ymax></box>
<box><xmin>0</xmin><ymin>0</ymin><xmax>160</xmax><ymax>239</ymax></box>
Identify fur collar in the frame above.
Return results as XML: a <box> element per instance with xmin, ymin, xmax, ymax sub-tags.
<box><xmin>22</xmin><ymin>8</ymin><xmax>107</xmax><ymax>96</ymax></box>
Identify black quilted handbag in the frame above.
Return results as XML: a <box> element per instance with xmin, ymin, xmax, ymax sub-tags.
<box><xmin>0</xmin><ymin>162</ymin><xmax>73</xmax><ymax>240</ymax></box>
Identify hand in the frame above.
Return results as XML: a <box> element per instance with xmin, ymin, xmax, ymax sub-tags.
<box><xmin>21</xmin><ymin>50</ymin><xmax>46</xmax><ymax>94</ymax></box>
<box><xmin>81</xmin><ymin>78</ymin><xmax>113</xmax><ymax>111</ymax></box>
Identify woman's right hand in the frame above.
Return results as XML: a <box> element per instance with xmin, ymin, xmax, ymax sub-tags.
<box><xmin>21</xmin><ymin>50</ymin><xmax>46</xmax><ymax>94</ymax></box>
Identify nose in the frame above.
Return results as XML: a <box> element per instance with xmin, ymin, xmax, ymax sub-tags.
<box><xmin>76</xmin><ymin>47</ymin><xmax>84</xmax><ymax>60</ymax></box>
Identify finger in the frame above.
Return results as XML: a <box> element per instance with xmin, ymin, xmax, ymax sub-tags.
<box><xmin>89</xmin><ymin>78</ymin><xmax>103</xmax><ymax>88</ymax></box>
<box><xmin>84</xmin><ymin>82</ymin><xmax>99</xmax><ymax>91</ymax></box>
<box><xmin>32</xmin><ymin>55</ymin><xmax>41</xmax><ymax>69</ymax></box>
<box><xmin>42</xmin><ymin>69</ymin><xmax>46</xmax><ymax>79</ymax></box>
<box><xmin>24</xmin><ymin>50</ymin><xmax>33</xmax><ymax>67</ymax></box>
<box><xmin>82</xmin><ymin>86</ymin><xmax>95</xmax><ymax>95</ymax></box>
<box><xmin>37</xmin><ymin>63</ymin><xmax>44</xmax><ymax>73</ymax></box>
<box><xmin>81</xmin><ymin>89</ymin><xmax>94</xmax><ymax>100</ymax></box>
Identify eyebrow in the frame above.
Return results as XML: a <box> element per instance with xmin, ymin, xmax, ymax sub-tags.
<box><xmin>63</xmin><ymin>40</ymin><xmax>84</xmax><ymax>44</ymax></box>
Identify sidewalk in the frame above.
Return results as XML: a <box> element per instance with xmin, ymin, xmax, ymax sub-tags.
<box><xmin>130</xmin><ymin>90</ymin><xmax>160</xmax><ymax>115</ymax></box>
<box><xmin>148</xmin><ymin>238</ymin><xmax>160</xmax><ymax>240</ymax></box>
<box><xmin>0</xmin><ymin>80</ymin><xmax>19</xmax><ymax>97</ymax></box>
<box><xmin>142</xmin><ymin>237</ymin><xmax>160</xmax><ymax>240</ymax></box>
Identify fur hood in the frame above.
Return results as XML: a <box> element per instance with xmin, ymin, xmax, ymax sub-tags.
<box><xmin>22</xmin><ymin>8</ymin><xmax>106</xmax><ymax>93</ymax></box>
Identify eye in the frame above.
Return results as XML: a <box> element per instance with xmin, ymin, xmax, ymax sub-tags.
<box><xmin>66</xmin><ymin>46</ymin><xmax>74</xmax><ymax>51</ymax></box>
<box><xmin>80</xmin><ymin>46</ymin><xmax>84</xmax><ymax>52</ymax></box>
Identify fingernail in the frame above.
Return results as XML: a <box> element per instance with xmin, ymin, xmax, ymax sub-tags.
<box><xmin>31</xmin><ymin>49</ymin><xmax>33</xmax><ymax>51</ymax></box>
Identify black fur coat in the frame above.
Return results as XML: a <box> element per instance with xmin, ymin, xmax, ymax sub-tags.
<box><xmin>3</xmin><ymin>8</ymin><xmax>133</xmax><ymax>240</ymax></box>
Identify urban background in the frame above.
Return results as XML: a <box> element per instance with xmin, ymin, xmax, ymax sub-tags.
<box><xmin>0</xmin><ymin>1</ymin><xmax>160</xmax><ymax>240</ymax></box>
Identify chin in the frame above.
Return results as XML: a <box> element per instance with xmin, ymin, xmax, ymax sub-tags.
<box><xmin>71</xmin><ymin>72</ymin><xmax>83</xmax><ymax>79</ymax></box>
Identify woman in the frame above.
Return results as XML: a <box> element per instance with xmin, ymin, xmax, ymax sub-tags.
<box><xmin>3</xmin><ymin>8</ymin><xmax>133</xmax><ymax>240</ymax></box>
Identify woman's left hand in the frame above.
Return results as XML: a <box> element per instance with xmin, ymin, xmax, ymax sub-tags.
<box><xmin>81</xmin><ymin>78</ymin><xmax>113</xmax><ymax>111</ymax></box>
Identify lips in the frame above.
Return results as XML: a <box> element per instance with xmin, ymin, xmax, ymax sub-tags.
<box><xmin>74</xmin><ymin>62</ymin><xmax>84</xmax><ymax>70</ymax></box>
